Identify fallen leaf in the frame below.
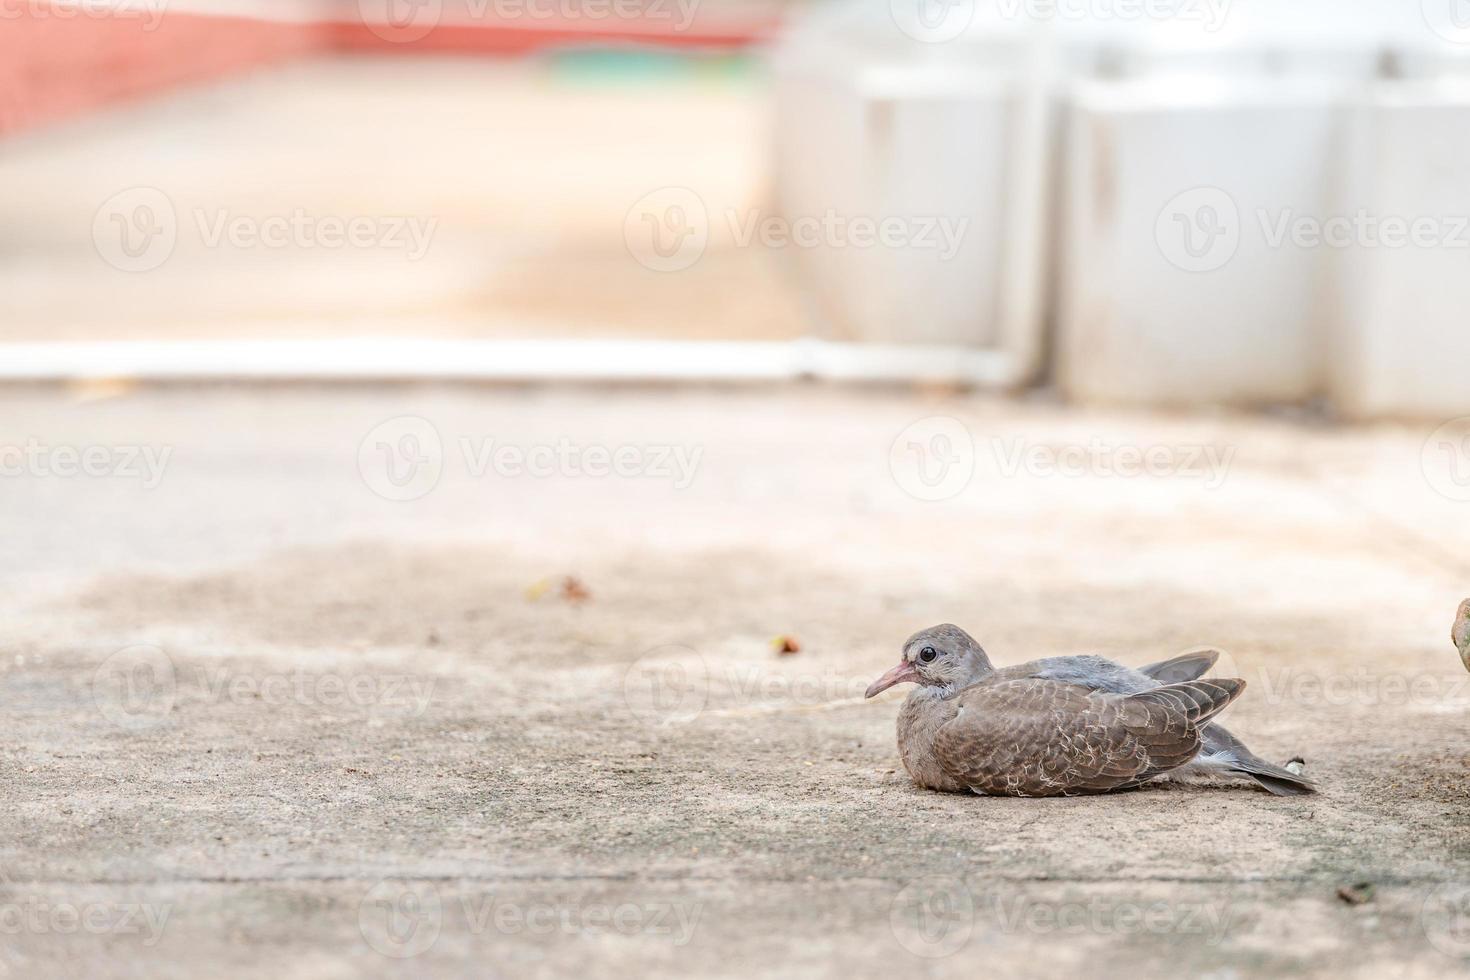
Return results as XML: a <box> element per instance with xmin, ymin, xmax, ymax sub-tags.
<box><xmin>771</xmin><ymin>635</ymin><xmax>801</xmax><ymax>655</ymax></box>
<box><xmin>560</xmin><ymin>576</ymin><xmax>591</xmax><ymax>603</ymax></box>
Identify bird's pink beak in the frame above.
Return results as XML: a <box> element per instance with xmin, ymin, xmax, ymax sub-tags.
<box><xmin>865</xmin><ymin>660</ymin><xmax>920</xmax><ymax>699</ymax></box>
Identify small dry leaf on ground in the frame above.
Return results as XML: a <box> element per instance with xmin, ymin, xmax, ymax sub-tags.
<box><xmin>525</xmin><ymin>576</ymin><xmax>593</xmax><ymax>604</ymax></box>
<box><xmin>771</xmin><ymin>635</ymin><xmax>801</xmax><ymax>656</ymax></box>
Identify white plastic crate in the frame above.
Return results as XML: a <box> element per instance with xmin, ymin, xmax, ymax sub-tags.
<box><xmin>1331</xmin><ymin>62</ymin><xmax>1470</xmax><ymax>419</ymax></box>
<box><xmin>1056</xmin><ymin>70</ymin><xmax>1356</xmax><ymax>406</ymax></box>
<box><xmin>771</xmin><ymin>1</ymin><xmax>1048</xmax><ymax>380</ymax></box>
<box><xmin>774</xmin><ymin>0</ymin><xmax>1470</xmax><ymax>414</ymax></box>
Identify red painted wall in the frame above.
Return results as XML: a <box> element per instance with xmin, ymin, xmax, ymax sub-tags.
<box><xmin>0</xmin><ymin>10</ymin><xmax>323</xmax><ymax>136</ymax></box>
<box><xmin>328</xmin><ymin>18</ymin><xmax>766</xmax><ymax>55</ymax></box>
<box><xmin>0</xmin><ymin>2</ymin><xmax>772</xmax><ymax>137</ymax></box>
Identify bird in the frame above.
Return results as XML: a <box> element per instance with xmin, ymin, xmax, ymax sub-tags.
<box><xmin>1454</xmin><ymin>600</ymin><xmax>1470</xmax><ymax>673</ymax></box>
<box><xmin>865</xmin><ymin>623</ymin><xmax>1315</xmax><ymax>798</ymax></box>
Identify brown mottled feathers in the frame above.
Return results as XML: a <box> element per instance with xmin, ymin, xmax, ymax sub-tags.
<box><xmin>931</xmin><ymin>678</ymin><xmax>1245</xmax><ymax>797</ymax></box>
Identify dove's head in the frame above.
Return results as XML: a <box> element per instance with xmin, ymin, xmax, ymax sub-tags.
<box><xmin>864</xmin><ymin>624</ymin><xmax>993</xmax><ymax>699</ymax></box>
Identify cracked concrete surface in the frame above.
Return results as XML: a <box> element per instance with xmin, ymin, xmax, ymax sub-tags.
<box><xmin>3</xmin><ymin>384</ymin><xmax>1470</xmax><ymax>978</ymax></box>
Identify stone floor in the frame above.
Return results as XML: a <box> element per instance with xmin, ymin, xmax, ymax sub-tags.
<box><xmin>2</xmin><ymin>383</ymin><xmax>1469</xmax><ymax>977</ymax></box>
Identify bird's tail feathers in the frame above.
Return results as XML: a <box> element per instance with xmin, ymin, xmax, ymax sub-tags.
<box><xmin>1138</xmin><ymin>649</ymin><xmax>1220</xmax><ymax>684</ymax></box>
<box><xmin>1193</xmin><ymin>749</ymin><xmax>1317</xmax><ymax>796</ymax></box>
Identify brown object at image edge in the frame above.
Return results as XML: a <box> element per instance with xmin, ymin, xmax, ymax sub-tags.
<box><xmin>1455</xmin><ymin>599</ymin><xmax>1470</xmax><ymax>672</ymax></box>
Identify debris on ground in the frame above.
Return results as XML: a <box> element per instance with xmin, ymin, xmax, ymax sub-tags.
<box><xmin>525</xmin><ymin>576</ymin><xmax>593</xmax><ymax>604</ymax></box>
<box><xmin>560</xmin><ymin>576</ymin><xmax>592</xmax><ymax>604</ymax></box>
<box><xmin>771</xmin><ymin>635</ymin><xmax>801</xmax><ymax>656</ymax></box>
<box><xmin>1336</xmin><ymin>882</ymin><xmax>1375</xmax><ymax>905</ymax></box>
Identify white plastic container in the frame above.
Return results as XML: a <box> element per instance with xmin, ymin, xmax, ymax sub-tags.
<box><xmin>1331</xmin><ymin>58</ymin><xmax>1470</xmax><ymax>419</ymax></box>
<box><xmin>1057</xmin><ymin>74</ymin><xmax>1352</xmax><ymax>405</ymax></box>
<box><xmin>774</xmin><ymin>0</ymin><xmax>1470</xmax><ymax>413</ymax></box>
<box><xmin>1053</xmin><ymin>2</ymin><xmax>1388</xmax><ymax>406</ymax></box>
<box><xmin>771</xmin><ymin>2</ymin><xmax>1049</xmax><ymax>378</ymax></box>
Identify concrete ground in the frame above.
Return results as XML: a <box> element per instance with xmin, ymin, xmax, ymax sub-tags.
<box><xmin>3</xmin><ymin>383</ymin><xmax>1470</xmax><ymax>978</ymax></box>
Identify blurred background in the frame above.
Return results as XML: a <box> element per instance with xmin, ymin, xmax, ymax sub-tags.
<box><xmin>5</xmin><ymin>0</ymin><xmax>1469</xmax><ymax>416</ymax></box>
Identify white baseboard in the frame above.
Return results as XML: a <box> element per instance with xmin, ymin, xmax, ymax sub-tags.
<box><xmin>0</xmin><ymin>338</ymin><xmax>1021</xmax><ymax>385</ymax></box>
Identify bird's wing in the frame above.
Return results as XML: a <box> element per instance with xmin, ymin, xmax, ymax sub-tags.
<box><xmin>931</xmin><ymin>678</ymin><xmax>1239</xmax><ymax>797</ymax></box>
<box><xmin>1137</xmin><ymin>649</ymin><xmax>1220</xmax><ymax>684</ymax></box>
<box><xmin>995</xmin><ymin>655</ymin><xmax>1144</xmax><ymax>694</ymax></box>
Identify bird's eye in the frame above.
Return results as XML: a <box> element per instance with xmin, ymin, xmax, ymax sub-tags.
<box><xmin>918</xmin><ymin>646</ymin><xmax>938</xmax><ymax>664</ymax></box>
